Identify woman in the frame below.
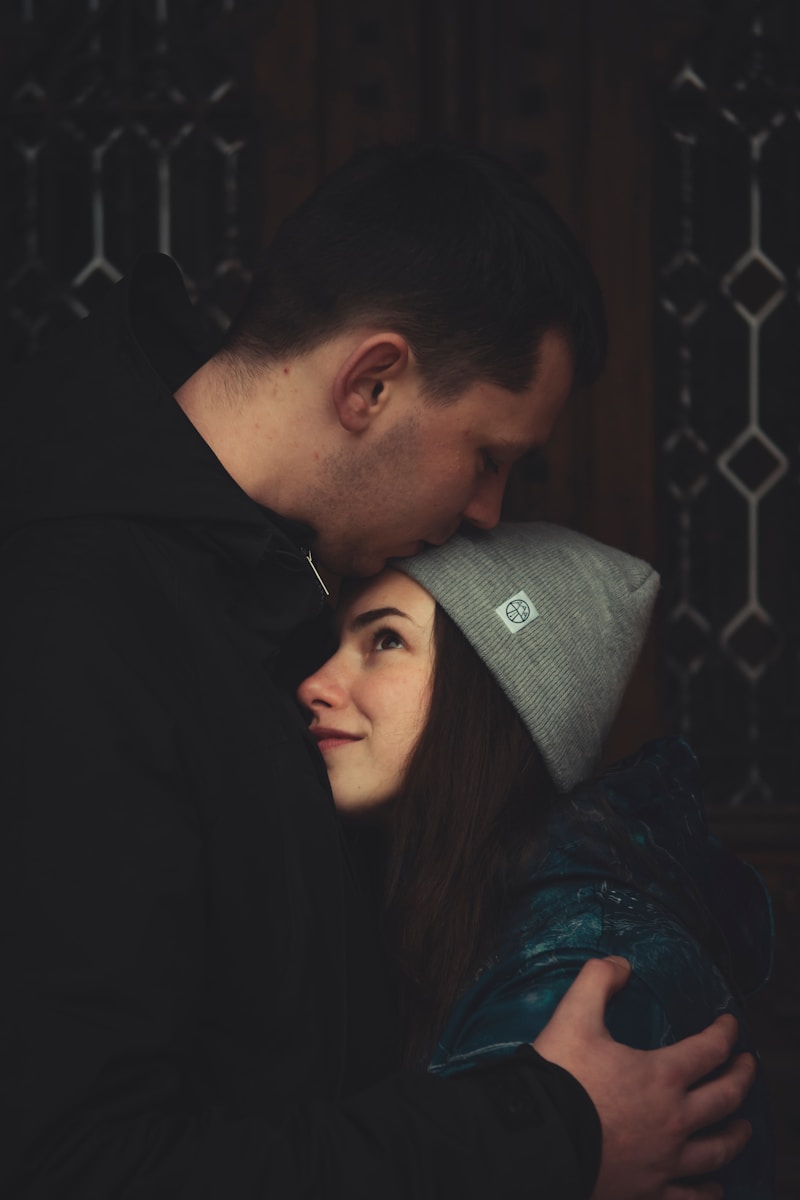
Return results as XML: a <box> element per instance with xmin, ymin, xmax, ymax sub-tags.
<box><xmin>297</xmin><ymin>521</ymin><xmax>774</xmax><ymax>1196</ymax></box>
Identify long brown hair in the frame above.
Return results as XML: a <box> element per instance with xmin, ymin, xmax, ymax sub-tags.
<box><xmin>381</xmin><ymin>604</ymin><xmax>557</xmax><ymax>1066</ymax></box>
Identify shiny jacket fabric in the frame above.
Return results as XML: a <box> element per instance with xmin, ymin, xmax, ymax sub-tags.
<box><xmin>0</xmin><ymin>255</ymin><xmax>600</xmax><ymax>1200</ymax></box>
<box><xmin>430</xmin><ymin>737</ymin><xmax>775</xmax><ymax>1196</ymax></box>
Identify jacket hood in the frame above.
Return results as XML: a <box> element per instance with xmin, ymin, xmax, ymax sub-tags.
<box><xmin>539</xmin><ymin>737</ymin><xmax>773</xmax><ymax>1000</ymax></box>
<box><xmin>3</xmin><ymin>255</ymin><xmax>311</xmax><ymax>552</ymax></box>
<box><xmin>2</xmin><ymin>255</ymin><xmax>323</xmax><ymax>634</ymax></box>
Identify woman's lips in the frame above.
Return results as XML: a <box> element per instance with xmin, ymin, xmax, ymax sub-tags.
<box><xmin>312</xmin><ymin>728</ymin><xmax>363</xmax><ymax>753</ymax></box>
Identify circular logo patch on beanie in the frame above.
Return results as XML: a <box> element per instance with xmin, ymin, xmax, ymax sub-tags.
<box><xmin>495</xmin><ymin>590</ymin><xmax>539</xmax><ymax>634</ymax></box>
<box><xmin>506</xmin><ymin>598</ymin><xmax>530</xmax><ymax>623</ymax></box>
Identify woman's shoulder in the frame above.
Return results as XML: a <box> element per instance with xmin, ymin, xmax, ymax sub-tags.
<box><xmin>556</xmin><ymin>734</ymin><xmax>702</xmax><ymax>845</ymax></box>
<box><xmin>522</xmin><ymin>735</ymin><xmax>773</xmax><ymax>1001</ymax></box>
<box><xmin>430</xmin><ymin>738</ymin><xmax>776</xmax><ymax>1195</ymax></box>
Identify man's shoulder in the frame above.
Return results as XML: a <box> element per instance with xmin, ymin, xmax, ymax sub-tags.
<box><xmin>3</xmin><ymin>515</ymin><xmax>169</xmax><ymax>583</ymax></box>
<box><xmin>0</xmin><ymin>517</ymin><xmax>190</xmax><ymax>648</ymax></box>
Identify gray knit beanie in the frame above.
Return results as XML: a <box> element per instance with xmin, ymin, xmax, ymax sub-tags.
<box><xmin>392</xmin><ymin>522</ymin><xmax>659</xmax><ymax>793</ymax></box>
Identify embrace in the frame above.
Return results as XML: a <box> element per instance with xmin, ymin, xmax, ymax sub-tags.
<box><xmin>1</xmin><ymin>141</ymin><xmax>772</xmax><ymax>1199</ymax></box>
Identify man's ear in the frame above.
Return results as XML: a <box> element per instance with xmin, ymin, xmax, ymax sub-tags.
<box><xmin>331</xmin><ymin>333</ymin><xmax>410</xmax><ymax>432</ymax></box>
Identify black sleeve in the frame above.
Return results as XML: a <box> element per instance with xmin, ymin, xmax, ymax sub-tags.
<box><xmin>0</xmin><ymin>549</ymin><xmax>600</xmax><ymax>1200</ymax></box>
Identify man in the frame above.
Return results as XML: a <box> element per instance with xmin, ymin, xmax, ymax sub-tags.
<box><xmin>0</xmin><ymin>143</ymin><xmax>752</xmax><ymax>1199</ymax></box>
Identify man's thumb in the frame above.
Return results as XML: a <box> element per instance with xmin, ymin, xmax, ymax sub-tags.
<box><xmin>534</xmin><ymin>957</ymin><xmax>632</xmax><ymax>1053</ymax></box>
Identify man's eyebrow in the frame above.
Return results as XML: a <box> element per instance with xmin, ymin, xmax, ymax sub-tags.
<box><xmin>348</xmin><ymin>606</ymin><xmax>414</xmax><ymax>632</ymax></box>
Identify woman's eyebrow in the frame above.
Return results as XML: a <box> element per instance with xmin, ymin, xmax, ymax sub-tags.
<box><xmin>348</xmin><ymin>606</ymin><xmax>413</xmax><ymax>632</ymax></box>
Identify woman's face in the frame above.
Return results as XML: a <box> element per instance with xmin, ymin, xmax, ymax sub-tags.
<box><xmin>297</xmin><ymin>569</ymin><xmax>436</xmax><ymax>817</ymax></box>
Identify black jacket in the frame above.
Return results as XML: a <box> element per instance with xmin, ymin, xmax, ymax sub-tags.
<box><xmin>0</xmin><ymin>256</ymin><xmax>600</xmax><ymax>1198</ymax></box>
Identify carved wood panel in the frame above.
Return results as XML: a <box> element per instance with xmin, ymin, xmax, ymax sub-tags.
<box><xmin>1</xmin><ymin>0</ymin><xmax>259</xmax><ymax>362</ymax></box>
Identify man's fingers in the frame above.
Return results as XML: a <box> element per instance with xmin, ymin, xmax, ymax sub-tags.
<box><xmin>533</xmin><ymin>957</ymin><xmax>631</xmax><ymax>1053</ymax></box>
<box><xmin>660</xmin><ymin>1118</ymin><xmax>750</xmax><ymax>1200</ymax></box>
<box><xmin>674</xmin><ymin>1117</ymin><xmax>753</xmax><ymax>1181</ymax></box>
<box><xmin>657</xmin><ymin>1013</ymin><xmax>741</xmax><ymax>1089</ymax></box>
<box><xmin>683</xmin><ymin>1051</ymin><xmax>756</xmax><ymax>1132</ymax></box>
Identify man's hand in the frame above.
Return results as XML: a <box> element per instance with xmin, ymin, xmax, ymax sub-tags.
<box><xmin>533</xmin><ymin>957</ymin><xmax>756</xmax><ymax>1200</ymax></box>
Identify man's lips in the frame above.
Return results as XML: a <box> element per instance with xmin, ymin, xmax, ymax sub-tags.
<box><xmin>311</xmin><ymin>728</ymin><xmax>363</xmax><ymax>753</ymax></box>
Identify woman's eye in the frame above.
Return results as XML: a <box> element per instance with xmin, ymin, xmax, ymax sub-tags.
<box><xmin>482</xmin><ymin>450</ymin><xmax>500</xmax><ymax>474</ymax></box>
<box><xmin>373</xmin><ymin>628</ymin><xmax>404</xmax><ymax>652</ymax></box>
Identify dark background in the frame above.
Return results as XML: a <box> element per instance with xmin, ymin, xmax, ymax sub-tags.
<box><xmin>2</xmin><ymin>0</ymin><xmax>798</xmax><ymax>1193</ymax></box>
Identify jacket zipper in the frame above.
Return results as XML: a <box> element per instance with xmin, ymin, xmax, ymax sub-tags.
<box><xmin>303</xmin><ymin>547</ymin><xmax>330</xmax><ymax>597</ymax></box>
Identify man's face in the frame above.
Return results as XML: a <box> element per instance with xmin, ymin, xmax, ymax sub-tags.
<box><xmin>311</xmin><ymin>329</ymin><xmax>574</xmax><ymax>577</ymax></box>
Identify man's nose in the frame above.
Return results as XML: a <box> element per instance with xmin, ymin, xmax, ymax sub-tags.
<box><xmin>462</xmin><ymin>466</ymin><xmax>509</xmax><ymax>530</ymax></box>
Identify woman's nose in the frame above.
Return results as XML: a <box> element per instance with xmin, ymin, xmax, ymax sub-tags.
<box><xmin>296</xmin><ymin>658</ymin><xmax>346</xmax><ymax>714</ymax></box>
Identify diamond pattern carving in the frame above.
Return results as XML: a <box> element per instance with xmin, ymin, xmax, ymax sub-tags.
<box><xmin>720</xmin><ymin>431</ymin><xmax>787</xmax><ymax>497</ymax></box>
<box><xmin>662</xmin><ymin>252</ymin><xmax>709</xmax><ymax>324</ymax></box>
<box><xmin>725</xmin><ymin>610</ymin><xmax>782</xmax><ymax>678</ymax></box>
<box><xmin>666</xmin><ymin>608</ymin><xmax>709</xmax><ymax>669</ymax></box>
<box><xmin>665</xmin><ymin>429</ymin><xmax>709</xmax><ymax>498</ymax></box>
<box><xmin>724</xmin><ymin>251</ymin><xmax>786</xmax><ymax>320</ymax></box>
<box><xmin>721</xmin><ymin>75</ymin><xmax>785</xmax><ymax>137</ymax></box>
<box><xmin>655</xmin><ymin>10</ymin><xmax>799</xmax><ymax>807</ymax></box>
<box><xmin>661</xmin><ymin>65</ymin><xmax>708</xmax><ymax>140</ymax></box>
<box><xmin>1</xmin><ymin>0</ymin><xmax>256</xmax><ymax>365</ymax></box>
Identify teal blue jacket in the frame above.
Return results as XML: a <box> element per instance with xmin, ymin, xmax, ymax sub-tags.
<box><xmin>430</xmin><ymin>737</ymin><xmax>775</xmax><ymax>1197</ymax></box>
